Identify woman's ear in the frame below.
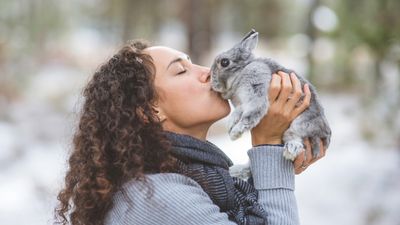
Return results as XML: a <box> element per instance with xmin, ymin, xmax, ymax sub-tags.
<box><xmin>153</xmin><ymin>106</ymin><xmax>167</xmax><ymax>123</ymax></box>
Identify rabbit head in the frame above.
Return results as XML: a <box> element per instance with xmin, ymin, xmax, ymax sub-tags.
<box><xmin>210</xmin><ymin>29</ymin><xmax>259</xmax><ymax>94</ymax></box>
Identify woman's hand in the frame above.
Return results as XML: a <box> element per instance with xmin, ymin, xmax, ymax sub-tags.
<box><xmin>251</xmin><ymin>71</ymin><xmax>311</xmax><ymax>146</ymax></box>
<box><xmin>294</xmin><ymin>138</ymin><xmax>327</xmax><ymax>174</ymax></box>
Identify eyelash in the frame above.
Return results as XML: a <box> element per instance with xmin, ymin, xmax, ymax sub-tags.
<box><xmin>177</xmin><ymin>69</ymin><xmax>187</xmax><ymax>75</ymax></box>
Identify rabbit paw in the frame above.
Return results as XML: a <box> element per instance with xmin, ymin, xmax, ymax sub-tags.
<box><xmin>283</xmin><ymin>140</ymin><xmax>304</xmax><ymax>161</ymax></box>
<box><xmin>229</xmin><ymin>124</ymin><xmax>245</xmax><ymax>140</ymax></box>
<box><xmin>228</xmin><ymin>110</ymin><xmax>243</xmax><ymax>130</ymax></box>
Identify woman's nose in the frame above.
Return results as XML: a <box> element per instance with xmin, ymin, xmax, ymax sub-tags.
<box><xmin>197</xmin><ymin>65</ymin><xmax>211</xmax><ymax>83</ymax></box>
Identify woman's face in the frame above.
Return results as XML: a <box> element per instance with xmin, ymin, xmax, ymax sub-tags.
<box><xmin>144</xmin><ymin>46</ymin><xmax>230</xmax><ymax>138</ymax></box>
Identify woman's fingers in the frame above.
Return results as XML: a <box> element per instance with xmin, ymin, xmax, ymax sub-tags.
<box><xmin>295</xmin><ymin>138</ymin><xmax>327</xmax><ymax>175</ymax></box>
<box><xmin>293</xmin><ymin>151</ymin><xmax>306</xmax><ymax>174</ymax></box>
<box><xmin>294</xmin><ymin>138</ymin><xmax>312</xmax><ymax>174</ymax></box>
<box><xmin>268</xmin><ymin>74</ymin><xmax>281</xmax><ymax>102</ymax></box>
<box><xmin>286</xmin><ymin>73</ymin><xmax>303</xmax><ymax>109</ymax></box>
<box><xmin>291</xmin><ymin>83</ymin><xmax>311</xmax><ymax>119</ymax></box>
<box><xmin>275</xmin><ymin>71</ymin><xmax>292</xmax><ymax>105</ymax></box>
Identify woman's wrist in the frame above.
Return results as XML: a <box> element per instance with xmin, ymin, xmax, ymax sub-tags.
<box><xmin>251</xmin><ymin>133</ymin><xmax>283</xmax><ymax>146</ymax></box>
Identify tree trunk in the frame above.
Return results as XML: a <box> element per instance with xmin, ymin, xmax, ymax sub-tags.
<box><xmin>181</xmin><ymin>0</ymin><xmax>213</xmax><ymax>63</ymax></box>
<box><xmin>305</xmin><ymin>0</ymin><xmax>320</xmax><ymax>83</ymax></box>
<box><xmin>121</xmin><ymin>0</ymin><xmax>136</xmax><ymax>41</ymax></box>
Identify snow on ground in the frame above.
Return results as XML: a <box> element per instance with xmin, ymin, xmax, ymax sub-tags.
<box><xmin>1</xmin><ymin>82</ymin><xmax>399</xmax><ymax>225</ymax></box>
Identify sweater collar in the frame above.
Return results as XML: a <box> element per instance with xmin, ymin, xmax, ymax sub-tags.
<box><xmin>164</xmin><ymin>131</ymin><xmax>233</xmax><ymax>169</ymax></box>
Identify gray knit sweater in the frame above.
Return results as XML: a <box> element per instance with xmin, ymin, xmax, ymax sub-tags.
<box><xmin>105</xmin><ymin>146</ymin><xmax>299</xmax><ymax>225</ymax></box>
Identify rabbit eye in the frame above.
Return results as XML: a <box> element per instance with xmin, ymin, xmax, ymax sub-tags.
<box><xmin>220</xmin><ymin>58</ymin><xmax>230</xmax><ymax>67</ymax></box>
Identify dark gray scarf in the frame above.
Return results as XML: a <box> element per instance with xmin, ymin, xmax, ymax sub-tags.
<box><xmin>164</xmin><ymin>131</ymin><xmax>268</xmax><ymax>225</ymax></box>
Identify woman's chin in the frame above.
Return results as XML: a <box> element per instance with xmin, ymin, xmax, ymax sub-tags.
<box><xmin>216</xmin><ymin>102</ymin><xmax>231</xmax><ymax>121</ymax></box>
<box><xmin>207</xmin><ymin>91</ymin><xmax>231</xmax><ymax>122</ymax></box>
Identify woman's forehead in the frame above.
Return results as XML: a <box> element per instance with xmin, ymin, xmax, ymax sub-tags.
<box><xmin>145</xmin><ymin>46</ymin><xmax>188</xmax><ymax>64</ymax></box>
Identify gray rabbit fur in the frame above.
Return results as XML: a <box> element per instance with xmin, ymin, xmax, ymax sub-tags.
<box><xmin>210</xmin><ymin>29</ymin><xmax>331</xmax><ymax>160</ymax></box>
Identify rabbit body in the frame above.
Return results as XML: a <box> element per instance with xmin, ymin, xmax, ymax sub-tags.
<box><xmin>210</xmin><ymin>30</ymin><xmax>331</xmax><ymax>160</ymax></box>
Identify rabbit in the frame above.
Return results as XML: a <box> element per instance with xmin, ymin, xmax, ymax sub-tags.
<box><xmin>210</xmin><ymin>29</ymin><xmax>331</xmax><ymax>160</ymax></box>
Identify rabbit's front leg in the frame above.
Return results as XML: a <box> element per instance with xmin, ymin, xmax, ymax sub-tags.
<box><xmin>228</xmin><ymin>106</ymin><xmax>243</xmax><ymax>134</ymax></box>
<box><xmin>229</xmin><ymin>97</ymin><xmax>268</xmax><ymax>140</ymax></box>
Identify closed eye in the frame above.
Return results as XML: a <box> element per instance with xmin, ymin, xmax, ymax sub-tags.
<box><xmin>177</xmin><ymin>70</ymin><xmax>187</xmax><ymax>75</ymax></box>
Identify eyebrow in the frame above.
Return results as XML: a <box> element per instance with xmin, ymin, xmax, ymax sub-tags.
<box><xmin>166</xmin><ymin>58</ymin><xmax>183</xmax><ymax>71</ymax></box>
<box><xmin>166</xmin><ymin>55</ymin><xmax>191</xmax><ymax>71</ymax></box>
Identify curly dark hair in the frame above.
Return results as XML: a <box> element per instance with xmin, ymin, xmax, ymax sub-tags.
<box><xmin>55</xmin><ymin>40</ymin><xmax>177</xmax><ymax>225</ymax></box>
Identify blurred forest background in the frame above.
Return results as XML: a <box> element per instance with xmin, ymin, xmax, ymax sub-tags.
<box><xmin>0</xmin><ymin>0</ymin><xmax>399</xmax><ymax>225</ymax></box>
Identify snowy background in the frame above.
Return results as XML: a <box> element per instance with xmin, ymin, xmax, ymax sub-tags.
<box><xmin>1</xmin><ymin>0</ymin><xmax>399</xmax><ymax>225</ymax></box>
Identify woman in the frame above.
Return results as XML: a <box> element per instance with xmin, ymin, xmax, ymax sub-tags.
<box><xmin>55</xmin><ymin>40</ymin><xmax>326</xmax><ymax>225</ymax></box>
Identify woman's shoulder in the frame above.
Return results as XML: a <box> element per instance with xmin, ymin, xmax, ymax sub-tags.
<box><xmin>106</xmin><ymin>173</ymin><xmax>230</xmax><ymax>225</ymax></box>
<box><xmin>114</xmin><ymin>173</ymin><xmax>206</xmax><ymax>205</ymax></box>
<box><xmin>126</xmin><ymin>172</ymin><xmax>202</xmax><ymax>190</ymax></box>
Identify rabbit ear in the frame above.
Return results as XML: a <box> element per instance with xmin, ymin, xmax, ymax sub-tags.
<box><xmin>241</xmin><ymin>29</ymin><xmax>257</xmax><ymax>42</ymax></box>
<box><xmin>240</xmin><ymin>30</ymin><xmax>258</xmax><ymax>52</ymax></box>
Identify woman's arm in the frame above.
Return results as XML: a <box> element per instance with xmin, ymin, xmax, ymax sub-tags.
<box><xmin>248</xmin><ymin>140</ymin><xmax>326</xmax><ymax>225</ymax></box>
<box><xmin>248</xmin><ymin>72</ymin><xmax>305</xmax><ymax>225</ymax></box>
<box><xmin>248</xmin><ymin>145</ymin><xmax>299</xmax><ymax>225</ymax></box>
<box><xmin>247</xmin><ymin>71</ymin><xmax>326</xmax><ymax>225</ymax></box>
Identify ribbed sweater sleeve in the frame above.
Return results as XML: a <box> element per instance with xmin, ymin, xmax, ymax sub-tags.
<box><xmin>105</xmin><ymin>145</ymin><xmax>299</xmax><ymax>225</ymax></box>
<box><xmin>248</xmin><ymin>145</ymin><xmax>299</xmax><ymax>225</ymax></box>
